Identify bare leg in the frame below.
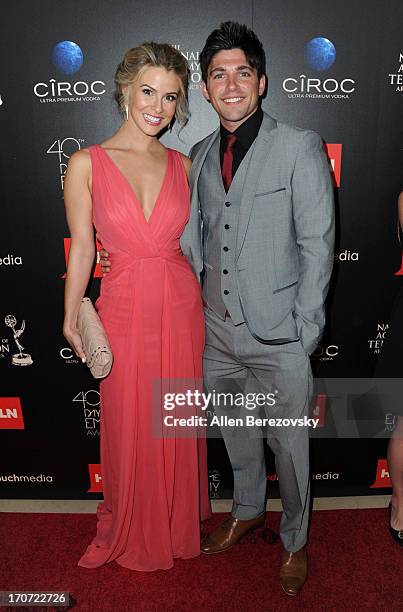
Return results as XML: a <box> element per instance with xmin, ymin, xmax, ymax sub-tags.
<box><xmin>388</xmin><ymin>416</ymin><xmax>403</xmax><ymax>530</ymax></box>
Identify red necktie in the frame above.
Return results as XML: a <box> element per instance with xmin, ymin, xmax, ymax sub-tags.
<box><xmin>222</xmin><ymin>133</ymin><xmax>237</xmax><ymax>192</ymax></box>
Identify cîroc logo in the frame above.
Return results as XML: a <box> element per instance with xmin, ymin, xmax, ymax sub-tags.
<box><xmin>33</xmin><ymin>40</ymin><xmax>106</xmax><ymax>104</ymax></box>
<box><xmin>283</xmin><ymin>37</ymin><xmax>356</xmax><ymax>100</ymax></box>
<box><xmin>4</xmin><ymin>315</ymin><xmax>33</xmax><ymax>366</ymax></box>
<box><xmin>311</xmin><ymin>345</ymin><xmax>339</xmax><ymax>361</ymax></box>
<box><xmin>60</xmin><ymin>347</ymin><xmax>79</xmax><ymax>364</ymax></box>
<box><xmin>305</xmin><ymin>37</ymin><xmax>336</xmax><ymax>71</ymax></box>
<box><xmin>52</xmin><ymin>41</ymin><xmax>83</xmax><ymax>74</ymax></box>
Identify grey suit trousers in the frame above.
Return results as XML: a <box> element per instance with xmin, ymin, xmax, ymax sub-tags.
<box><xmin>203</xmin><ymin>307</ymin><xmax>313</xmax><ymax>552</ymax></box>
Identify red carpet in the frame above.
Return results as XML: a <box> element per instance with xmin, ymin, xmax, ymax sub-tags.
<box><xmin>0</xmin><ymin>509</ymin><xmax>401</xmax><ymax>611</ymax></box>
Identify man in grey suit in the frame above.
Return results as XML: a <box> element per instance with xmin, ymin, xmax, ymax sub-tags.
<box><xmin>180</xmin><ymin>22</ymin><xmax>334</xmax><ymax>596</ymax></box>
<box><xmin>100</xmin><ymin>21</ymin><xmax>334</xmax><ymax>596</ymax></box>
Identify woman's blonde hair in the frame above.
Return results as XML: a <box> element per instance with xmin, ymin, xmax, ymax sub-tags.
<box><xmin>114</xmin><ymin>42</ymin><xmax>189</xmax><ymax>126</ymax></box>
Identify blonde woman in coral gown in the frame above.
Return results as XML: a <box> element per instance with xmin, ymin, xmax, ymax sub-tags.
<box><xmin>63</xmin><ymin>43</ymin><xmax>211</xmax><ymax>571</ymax></box>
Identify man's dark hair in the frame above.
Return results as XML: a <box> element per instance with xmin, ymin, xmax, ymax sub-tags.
<box><xmin>200</xmin><ymin>21</ymin><xmax>266</xmax><ymax>83</ymax></box>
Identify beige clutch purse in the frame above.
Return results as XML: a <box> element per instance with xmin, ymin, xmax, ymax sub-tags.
<box><xmin>77</xmin><ymin>297</ymin><xmax>113</xmax><ymax>379</ymax></box>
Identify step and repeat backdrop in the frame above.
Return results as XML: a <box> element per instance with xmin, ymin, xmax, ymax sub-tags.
<box><xmin>1</xmin><ymin>0</ymin><xmax>402</xmax><ymax>500</ymax></box>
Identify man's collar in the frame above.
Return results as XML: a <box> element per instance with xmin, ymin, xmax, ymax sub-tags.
<box><xmin>220</xmin><ymin>107</ymin><xmax>263</xmax><ymax>145</ymax></box>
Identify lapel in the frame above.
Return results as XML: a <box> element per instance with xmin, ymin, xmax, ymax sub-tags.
<box><xmin>183</xmin><ymin>128</ymin><xmax>220</xmax><ymax>268</ymax></box>
<box><xmin>189</xmin><ymin>127</ymin><xmax>220</xmax><ymax>210</ymax></box>
<box><xmin>235</xmin><ymin>112</ymin><xmax>278</xmax><ymax>259</ymax></box>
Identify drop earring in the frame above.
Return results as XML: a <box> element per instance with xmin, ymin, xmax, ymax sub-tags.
<box><xmin>124</xmin><ymin>105</ymin><xmax>129</xmax><ymax>121</ymax></box>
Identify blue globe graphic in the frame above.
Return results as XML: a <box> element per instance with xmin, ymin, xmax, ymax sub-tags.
<box><xmin>305</xmin><ymin>37</ymin><xmax>336</xmax><ymax>71</ymax></box>
<box><xmin>51</xmin><ymin>41</ymin><xmax>83</xmax><ymax>75</ymax></box>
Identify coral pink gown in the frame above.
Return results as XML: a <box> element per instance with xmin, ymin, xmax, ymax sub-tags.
<box><xmin>78</xmin><ymin>145</ymin><xmax>211</xmax><ymax>571</ymax></box>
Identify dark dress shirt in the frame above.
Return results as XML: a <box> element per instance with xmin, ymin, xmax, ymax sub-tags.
<box><xmin>219</xmin><ymin>107</ymin><xmax>263</xmax><ymax>177</ymax></box>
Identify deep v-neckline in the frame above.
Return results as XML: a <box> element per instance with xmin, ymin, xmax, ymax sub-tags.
<box><xmin>97</xmin><ymin>145</ymin><xmax>170</xmax><ymax>224</ymax></box>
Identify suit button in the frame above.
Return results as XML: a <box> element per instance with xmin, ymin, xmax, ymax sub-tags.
<box><xmin>224</xmin><ymin>289</ymin><xmax>230</xmax><ymax>295</ymax></box>
<box><xmin>224</xmin><ymin>224</ymin><xmax>230</xmax><ymax>229</ymax></box>
<box><xmin>223</xmin><ymin>246</ymin><xmax>229</xmax><ymax>252</ymax></box>
<box><xmin>223</xmin><ymin>269</ymin><xmax>228</xmax><ymax>274</ymax></box>
<box><xmin>225</xmin><ymin>201</ymin><xmax>231</xmax><ymax>207</ymax></box>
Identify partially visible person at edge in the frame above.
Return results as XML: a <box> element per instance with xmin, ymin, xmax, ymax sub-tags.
<box><xmin>63</xmin><ymin>42</ymin><xmax>211</xmax><ymax>572</ymax></box>
<box><xmin>101</xmin><ymin>22</ymin><xmax>335</xmax><ymax>596</ymax></box>
<box><xmin>374</xmin><ymin>189</ymin><xmax>403</xmax><ymax>546</ymax></box>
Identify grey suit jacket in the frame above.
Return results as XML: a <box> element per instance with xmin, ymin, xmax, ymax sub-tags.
<box><xmin>180</xmin><ymin>112</ymin><xmax>335</xmax><ymax>354</ymax></box>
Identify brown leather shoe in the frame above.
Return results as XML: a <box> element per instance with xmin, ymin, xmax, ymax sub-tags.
<box><xmin>201</xmin><ymin>513</ymin><xmax>265</xmax><ymax>554</ymax></box>
<box><xmin>279</xmin><ymin>545</ymin><xmax>307</xmax><ymax>596</ymax></box>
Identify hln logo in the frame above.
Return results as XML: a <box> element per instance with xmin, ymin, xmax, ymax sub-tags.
<box><xmin>370</xmin><ymin>458</ymin><xmax>391</xmax><ymax>488</ymax></box>
<box><xmin>324</xmin><ymin>143</ymin><xmax>342</xmax><ymax>188</ymax></box>
<box><xmin>0</xmin><ymin>397</ymin><xmax>24</xmax><ymax>429</ymax></box>
<box><xmin>88</xmin><ymin>463</ymin><xmax>103</xmax><ymax>492</ymax></box>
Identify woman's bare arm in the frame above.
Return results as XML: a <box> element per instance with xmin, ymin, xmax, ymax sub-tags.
<box><xmin>63</xmin><ymin>149</ymin><xmax>95</xmax><ymax>361</ymax></box>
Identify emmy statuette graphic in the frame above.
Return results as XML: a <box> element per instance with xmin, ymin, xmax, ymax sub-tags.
<box><xmin>4</xmin><ymin>315</ymin><xmax>33</xmax><ymax>366</ymax></box>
